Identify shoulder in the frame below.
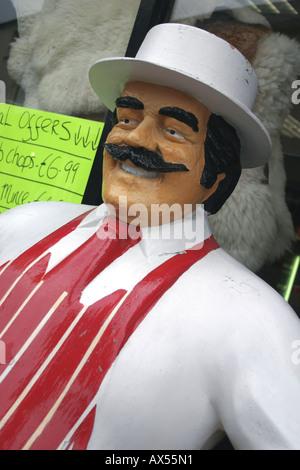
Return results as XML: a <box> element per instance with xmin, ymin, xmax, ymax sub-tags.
<box><xmin>180</xmin><ymin>245</ymin><xmax>300</xmax><ymax>361</ymax></box>
<box><xmin>184</xmin><ymin>248</ymin><xmax>300</xmax><ymax>449</ymax></box>
<box><xmin>189</xmin><ymin>245</ymin><xmax>294</xmax><ymax>314</ymax></box>
<box><xmin>0</xmin><ymin>201</ymin><xmax>96</xmax><ymax>265</ymax></box>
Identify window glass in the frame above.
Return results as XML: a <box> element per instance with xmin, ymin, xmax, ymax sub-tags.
<box><xmin>1</xmin><ymin>0</ymin><xmax>140</xmax><ymax>121</ymax></box>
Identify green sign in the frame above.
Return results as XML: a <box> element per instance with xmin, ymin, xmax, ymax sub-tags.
<box><xmin>0</xmin><ymin>104</ymin><xmax>104</xmax><ymax>212</ymax></box>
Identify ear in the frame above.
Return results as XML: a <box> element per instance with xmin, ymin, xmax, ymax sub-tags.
<box><xmin>201</xmin><ymin>172</ymin><xmax>226</xmax><ymax>203</ymax></box>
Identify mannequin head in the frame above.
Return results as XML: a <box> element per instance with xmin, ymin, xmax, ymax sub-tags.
<box><xmin>102</xmin><ymin>81</ymin><xmax>240</xmax><ymax>225</ymax></box>
<box><xmin>90</xmin><ymin>24</ymin><xmax>271</xmax><ymax>220</ymax></box>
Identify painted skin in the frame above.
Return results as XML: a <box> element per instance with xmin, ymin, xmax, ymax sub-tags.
<box><xmin>102</xmin><ymin>81</ymin><xmax>225</xmax><ymax>226</ymax></box>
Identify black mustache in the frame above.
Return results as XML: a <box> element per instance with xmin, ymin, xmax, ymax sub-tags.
<box><xmin>104</xmin><ymin>143</ymin><xmax>189</xmax><ymax>173</ymax></box>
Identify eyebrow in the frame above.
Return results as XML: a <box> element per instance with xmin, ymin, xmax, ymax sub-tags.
<box><xmin>159</xmin><ymin>106</ymin><xmax>199</xmax><ymax>132</ymax></box>
<box><xmin>115</xmin><ymin>96</ymin><xmax>144</xmax><ymax>110</ymax></box>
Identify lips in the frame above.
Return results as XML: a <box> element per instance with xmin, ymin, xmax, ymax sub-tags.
<box><xmin>120</xmin><ymin>162</ymin><xmax>158</xmax><ymax>179</ymax></box>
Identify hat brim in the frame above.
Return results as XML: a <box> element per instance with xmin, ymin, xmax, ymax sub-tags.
<box><xmin>89</xmin><ymin>57</ymin><xmax>272</xmax><ymax>168</ymax></box>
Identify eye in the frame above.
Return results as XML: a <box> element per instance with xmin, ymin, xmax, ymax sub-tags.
<box><xmin>120</xmin><ymin>118</ymin><xmax>139</xmax><ymax>126</ymax></box>
<box><xmin>164</xmin><ymin>128</ymin><xmax>184</xmax><ymax>139</ymax></box>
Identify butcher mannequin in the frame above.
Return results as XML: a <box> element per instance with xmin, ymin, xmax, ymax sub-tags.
<box><xmin>0</xmin><ymin>24</ymin><xmax>300</xmax><ymax>450</ymax></box>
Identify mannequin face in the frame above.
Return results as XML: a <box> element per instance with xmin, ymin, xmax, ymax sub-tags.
<box><xmin>103</xmin><ymin>81</ymin><xmax>224</xmax><ymax>225</ymax></box>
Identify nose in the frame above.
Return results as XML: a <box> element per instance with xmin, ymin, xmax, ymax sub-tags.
<box><xmin>124</xmin><ymin>116</ymin><xmax>158</xmax><ymax>152</ymax></box>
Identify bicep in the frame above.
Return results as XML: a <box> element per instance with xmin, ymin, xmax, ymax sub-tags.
<box><xmin>220</xmin><ymin>360</ymin><xmax>300</xmax><ymax>449</ymax></box>
<box><xmin>214</xmin><ymin>312</ymin><xmax>300</xmax><ymax>450</ymax></box>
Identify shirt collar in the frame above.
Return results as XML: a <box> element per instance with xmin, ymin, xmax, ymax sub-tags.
<box><xmin>80</xmin><ymin>203</ymin><xmax>212</xmax><ymax>258</ymax></box>
<box><xmin>139</xmin><ymin>205</ymin><xmax>211</xmax><ymax>257</ymax></box>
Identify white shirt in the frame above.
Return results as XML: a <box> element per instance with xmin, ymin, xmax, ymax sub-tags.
<box><xmin>1</xmin><ymin>201</ymin><xmax>300</xmax><ymax>450</ymax></box>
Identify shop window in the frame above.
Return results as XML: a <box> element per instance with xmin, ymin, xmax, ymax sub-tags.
<box><xmin>0</xmin><ymin>0</ymin><xmax>299</xmax><ymax>312</ymax></box>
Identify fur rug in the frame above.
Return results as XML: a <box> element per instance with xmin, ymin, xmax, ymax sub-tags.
<box><xmin>207</xmin><ymin>31</ymin><xmax>300</xmax><ymax>270</ymax></box>
<box><xmin>8</xmin><ymin>0</ymin><xmax>140</xmax><ymax>116</ymax></box>
<box><xmin>7</xmin><ymin>0</ymin><xmax>300</xmax><ymax>271</ymax></box>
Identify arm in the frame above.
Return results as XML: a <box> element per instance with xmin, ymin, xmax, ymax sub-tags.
<box><xmin>215</xmin><ymin>295</ymin><xmax>300</xmax><ymax>450</ymax></box>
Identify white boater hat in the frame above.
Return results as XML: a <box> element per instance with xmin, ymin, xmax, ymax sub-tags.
<box><xmin>89</xmin><ymin>23</ymin><xmax>271</xmax><ymax>168</ymax></box>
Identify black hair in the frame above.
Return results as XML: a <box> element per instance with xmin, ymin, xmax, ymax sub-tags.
<box><xmin>202</xmin><ymin>114</ymin><xmax>241</xmax><ymax>214</ymax></box>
